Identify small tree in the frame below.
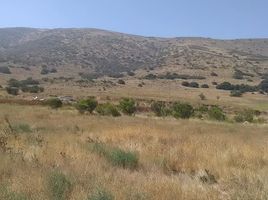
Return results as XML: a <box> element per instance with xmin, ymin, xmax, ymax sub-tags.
<box><xmin>46</xmin><ymin>98</ymin><xmax>63</xmax><ymax>109</ymax></box>
<box><xmin>172</xmin><ymin>102</ymin><xmax>194</xmax><ymax>119</ymax></box>
<box><xmin>151</xmin><ymin>101</ymin><xmax>169</xmax><ymax>117</ymax></box>
<box><xmin>76</xmin><ymin>98</ymin><xmax>98</xmax><ymax>114</ymax></box>
<box><xmin>119</xmin><ymin>98</ymin><xmax>136</xmax><ymax>115</ymax></box>
<box><xmin>96</xmin><ymin>103</ymin><xmax>121</xmax><ymax>117</ymax></box>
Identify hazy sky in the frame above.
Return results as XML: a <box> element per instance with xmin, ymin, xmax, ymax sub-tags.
<box><xmin>1</xmin><ymin>0</ymin><xmax>267</xmax><ymax>39</ymax></box>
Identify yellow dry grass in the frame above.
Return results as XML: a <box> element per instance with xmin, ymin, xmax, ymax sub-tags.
<box><xmin>0</xmin><ymin>104</ymin><xmax>268</xmax><ymax>200</ymax></box>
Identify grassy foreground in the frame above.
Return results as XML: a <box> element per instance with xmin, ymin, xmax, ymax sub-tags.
<box><xmin>0</xmin><ymin>104</ymin><xmax>268</xmax><ymax>200</ymax></box>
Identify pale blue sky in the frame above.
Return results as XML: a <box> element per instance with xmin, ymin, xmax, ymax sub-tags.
<box><xmin>1</xmin><ymin>0</ymin><xmax>267</xmax><ymax>39</ymax></box>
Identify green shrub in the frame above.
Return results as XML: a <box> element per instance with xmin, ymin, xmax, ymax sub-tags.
<box><xmin>96</xmin><ymin>103</ymin><xmax>121</xmax><ymax>117</ymax></box>
<box><xmin>109</xmin><ymin>148</ymin><xmax>139</xmax><ymax>169</ymax></box>
<box><xmin>46</xmin><ymin>98</ymin><xmax>63</xmax><ymax>109</ymax></box>
<box><xmin>172</xmin><ymin>102</ymin><xmax>194</xmax><ymax>119</ymax></box>
<box><xmin>119</xmin><ymin>98</ymin><xmax>136</xmax><ymax>115</ymax></box>
<box><xmin>117</xmin><ymin>79</ymin><xmax>125</xmax><ymax>85</ymax></box>
<box><xmin>230</xmin><ymin>90</ymin><xmax>243</xmax><ymax>97</ymax></box>
<box><xmin>6</xmin><ymin>87</ymin><xmax>19</xmax><ymax>95</ymax></box>
<box><xmin>90</xmin><ymin>143</ymin><xmax>139</xmax><ymax>170</ymax></box>
<box><xmin>189</xmin><ymin>82</ymin><xmax>199</xmax><ymax>88</ymax></box>
<box><xmin>88</xmin><ymin>188</ymin><xmax>114</xmax><ymax>200</ymax></box>
<box><xmin>76</xmin><ymin>98</ymin><xmax>98</xmax><ymax>114</ymax></box>
<box><xmin>234</xmin><ymin>110</ymin><xmax>254</xmax><ymax>123</ymax></box>
<box><xmin>208</xmin><ymin>106</ymin><xmax>226</xmax><ymax>121</ymax></box>
<box><xmin>47</xmin><ymin>171</ymin><xmax>71</xmax><ymax>200</ymax></box>
<box><xmin>12</xmin><ymin>123</ymin><xmax>32</xmax><ymax>133</ymax></box>
<box><xmin>201</xmin><ymin>84</ymin><xmax>209</xmax><ymax>88</ymax></box>
<box><xmin>151</xmin><ymin>101</ymin><xmax>169</xmax><ymax>116</ymax></box>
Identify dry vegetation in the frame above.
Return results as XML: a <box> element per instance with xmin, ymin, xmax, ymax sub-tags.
<box><xmin>1</xmin><ymin>104</ymin><xmax>268</xmax><ymax>200</ymax></box>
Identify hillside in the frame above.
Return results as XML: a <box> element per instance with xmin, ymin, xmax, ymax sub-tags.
<box><xmin>0</xmin><ymin>28</ymin><xmax>268</xmax><ymax>77</ymax></box>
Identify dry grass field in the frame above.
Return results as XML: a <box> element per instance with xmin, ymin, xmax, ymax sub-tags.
<box><xmin>1</xmin><ymin>104</ymin><xmax>268</xmax><ymax>200</ymax></box>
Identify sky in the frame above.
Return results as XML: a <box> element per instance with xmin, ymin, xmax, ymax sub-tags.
<box><xmin>1</xmin><ymin>0</ymin><xmax>267</xmax><ymax>39</ymax></box>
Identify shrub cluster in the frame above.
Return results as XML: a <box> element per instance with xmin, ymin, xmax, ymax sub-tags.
<box><xmin>216</xmin><ymin>81</ymin><xmax>257</xmax><ymax>93</ymax></box>
<box><xmin>208</xmin><ymin>106</ymin><xmax>226</xmax><ymax>121</ymax></box>
<box><xmin>6</xmin><ymin>78</ymin><xmax>44</xmax><ymax>95</ymax></box>
<box><xmin>46</xmin><ymin>98</ymin><xmax>63</xmax><ymax>109</ymax></box>
<box><xmin>96</xmin><ymin>103</ymin><xmax>121</xmax><ymax>117</ymax></box>
<box><xmin>76</xmin><ymin>98</ymin><xmax>98</xmax><ymax>114</ymax></box>
<box><xmin>234</xmin><ymin>109</ymin><xmax>255</xmax><ymax>123</ymax></box>
<box><xmin>145</xmin><ymin>72</ymin><xmax>205</xmax><ymax>80</ymax></box>
<box><xmin>119</xmin><ymin>98</ymin><xmax>136</xmax><ymax>115</ymax></box>
<box><xmin>181</xmin><ymin>81</ymin><xmax>199</xmax><ymax>88</ymax></box>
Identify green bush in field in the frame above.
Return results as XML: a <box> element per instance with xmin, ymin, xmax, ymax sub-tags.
<box><xmin>90</xmin><ymin>142</ymin><xmax>139</xmax><ymax>170</ymax></box>
<box><xmin>96</xmin><ymin>103</ymin><xmax>121</xmax><ymax>117</ymax></box>
<box><xmin>46</xmin><ymin>98</ymin><xmax>63</xmax><ymax>109</ymax></box>
<box><xmin>109</xmin><ymin>148</ymin><xmax>138</xmax><ymax>169</ymax></box>
<box><xmin>234</xmin><ymin>110</ymin><xmax>254</xmax><ymax>123</ymax></box>
<box><xmin>88</xmin><ymin>188</ymin><xmax>114</xmax><ymax>200</ymax></box>
<box><xmin>12</xmin><ymin>123</ymin><xmax>32</xmax><ymax>133</ymax></box>
<box><xmin>76</xmin><ymin>98</ymin><xmax>98</xmax><ymax>114</ymax></box>
<box><xmin>172</xmin><ymin>102</ymin><xmax>194</xmax><ymax>119</ymax></box>
<box><xmin>119</xmin><ymin>98</ymin><xmax>136</xmax><ymax>115</ymax></box>
<box><xmin>47</xmin><ymin>171</ymin><xmax>71</xmax><ymax>200</ymax></box>
<box><xmin>208</xmin><ymin>106</ymin><xmax>226</xmax><ymax>121</ymax></box>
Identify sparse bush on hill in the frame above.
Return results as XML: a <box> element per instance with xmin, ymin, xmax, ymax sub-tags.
<box><xmin>234</xmin><ymin>109</ymin><xmax>254</xmax><ymax>123</ymax></box>
<box><xmin>210</xmin><ymin>72</ymin><xmax>218</xmax><ymax>77</ymax></box>
<box><xmin>172</xmin><ymin>102</ymin><xmax>194</xmax><ymax>119</ymax></box>
<box><xmin>76</xmin><ymin>98</ymin><xmax>98</xmax><ymax>114</ymax></box>
<box><xmin>127</xmin><ymin>71</ymin><xmax>135</xmax><ymax>76</ymax></box>
<box><xmin>189</xmin><ymin>82</ymin><xmax>199</xmax><ymax>88</ymax></box>
<box><xmin>96</xmin><ymin>103</ymin><xmax>121</xmax><ymax>117</ymax></box>
<box><xmin>201</xmin><ymin>84</ymin><xmax>209</xmax><ymax>88</ymax></box>
<box><xmin>46</xmin><ymin>98</ymin><xmax>63</xmax><ymax>109</ymax></box>
<box><xmin>230</xmin><ymin>90</ymin><xmax>243</xmax><ymax>97</ymax></box>
<box><xmin>181</xmin><ymin>81</ymin><xmax>190</xmax><ymax>87</ymax></box>
<box><xmin>216</xmin><ymin>82</ymin><xmax>257</xmax><ymax>93</ymax></box>
<box><xmin>117</xmin><ymin>79</ymin><xmax>125</xmax><ymax>85</ymax></box>
<box><xmin>208</xmin><ymin>106</ymin><xmax>226</xmax><ymax>121</ymax></box>
<box><xmin>6</xmin><ymin>78</ymin><xmax>43</xmax><ymax>95</ymax></box>
<box><xmin>151</xmin><ymin>101</ymin><xmax>170</xmax><ymax>117</ymax></box>
<box><xmin>6</xmin><ymin>87</ymin><xmax>19</xmax><ymax>95</ymax></box>
<box><xmin>119</xmin><ymin>98</ymin><xmax>136</xmax><ymax>115</ymax></box>
<box><xmin>0</xmin><ymin>66</ymin><xmax>11</xmax><ymax>74</ymax></box>
<box><xmin>47</xmin><ymin>171</ymin><xmax>72</xmax><ymax>200</ymax></box>
<box><xmin>258</xmin><ymin>78</ymin><xmax>268</xmax><ymax>92</ymax></box>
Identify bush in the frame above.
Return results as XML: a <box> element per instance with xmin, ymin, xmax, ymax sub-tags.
<box><xmin>12</xmin><ymin>123</ymin><xmax>32</xmax><ymax>133</ymax></box>
<box><xmin>119</xmin><ymin>98</ymin><xmax>136</xmax><ymax>115</ymax></box>
<box><xmin>259</xmin><ymin>79</ymin><xmax>268</xmax><ymax>93</ymax></box>
<box><xmin>90</xmin><ymin>143</ymin><xmax>139</xmax><ymax>170</ymax></box>
<box><xmin>0</xmin><ymin>66</ymin><xmax>11</xmax><ymax>74</ymax></box>
<box><xmin>208</xmin><ymin>106</ymin><xmax>226</xmax><ymax>121</ymax></box>
<box><xmin>234</xmin><ymin>110</ymin><xmax>254</xmax><ymax>123</ymax></box>
<box><xmin>41</xmin><ymin>68</ymin><xmax>49</xmax><ymax>75</ymax></box>
<box><xmin>189</xmin><ymin>82</ymin><xmax>199</xmax><ymax>88</ymax></box>
<box><xmin>216</xmin><ymin>82</ymin><xmax>233</xmax><ymax>90</ymax></box>
<box><xmin>96</xmin><ymin>103</ymin><xmax>121</xmax><ymax>117</ymax></box>
<box><xmin>199</xmin><ymin>93</ymin><xmax>206</xmax><ymax>100</ymax></box>
<box><xmin>76</xmin><ymin>98</ymin><xmax>98</xmax><ymax>114</ymax></box>
<box><xmin>127</xmin><ymin>71</ymin><xmax>135</xmax><ymax>76</ymax></box>
<box><xmin>47</xmin><ymin>171</ymin><xmax>71</xmax><ymax>200</ymax></box>
<box><xmin>212</xmin><ymin>81</ymin><xmax>218</xmax><ymax>85</ymax></box>
<box><xmin>230</xmin><ymin>90</ymin><xmax>243</xmax><ymax>97</ymax></box>
<box><xmin>181</xmin><ymin>81</ymin><xmax>190</xmax><ymax>87</ymax></box>
<box><xmin>151</xmin><ymin>101</ymin><xmax>170</xmax><ymax>117</ymax></box>
<box><xmin>201</xmin><ymin>84</ymin><xmax>209</xmax><ymax>88</ymax></box>
<box><xmin>117</xmin><ymin>79</ymin><xmax>125</xmax><ymax>85</ymax></box>
<box><xmin>172</xmin><ymin>102</ymin><xmax>194</xmax><ymax>119</ymax></box>
<box><xmin>46</xmin><ymin>98</ymin><xmax>63</xmax><ymax>109</ymax></box>
<box><xmin>88</xmin><ymin>188</ymin><xmax>114</xmax><ymax>200</ymax></box>
<box><xmin>109</xmin><ymin>148</ymin><xmax>139</xmax><ymax>169</ymax></box>
<box><xmin>210</xmin><ymin>72</ymin><xmax>218</xmax><ymax>77</ymax></box>
<box><xmin>6</xmin><ymin>87</ymin><xmax>19</xmax><ymax>95</ymax></box>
